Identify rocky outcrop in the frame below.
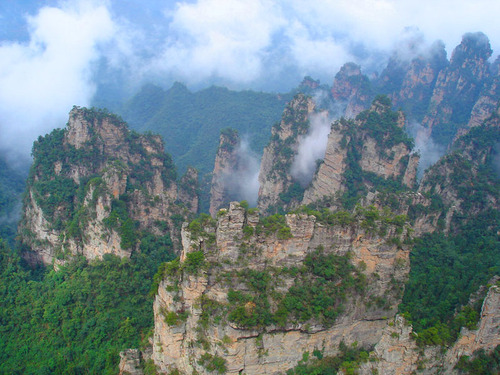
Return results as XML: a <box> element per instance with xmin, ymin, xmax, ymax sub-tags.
<box><xmin>119</xmin><ymin>349</ymin><xmax>144</xmax><ymax>375</ymax></box>
<box><xmin>257</xmin><ymin>94</ymin><xmax>315</xmax><ymax>213</ymax></box>
<box><xmin>391</xmin><ymin>41</ymin><xmax>448</xmax><ymax>121</ymax></box>
<box><xmin>411</xmin><ymin>117</ymin><xmax>500</xmax><ymax>235</ymax></box>
<box><xmin>301</xmin><ymin>119</ymin><xmax>349</xmax><ymax>205</ymax></box>
<box><xmin>331</xmin><ymin>63</ymin><xmax>373</xmax><ymax>118</ymax></box>
<box><xmin>209</xmin><ymin>130</ymin><xmax>240</xmax><ymax>217</ymax></box>
<box><xmin>422</xmin><ymin>33</ymin><xmax>493</xmax><ymax>144</ymax></box>
<box><xmin>467</xmin><ymin>73</ymin><xmax>500</xmax><ymax>129</ymax></box>
<box><xmin>443</xmin><ymin>284</ymin><xmax>500</xmax><ymax>371</ymax></box>
<box><xmin>152</xmin><ymin>202</ymin><xmax>412</xmax><ymax>374</ymax></box>
<box><xmin>303</xmin><ymin>97</ymin><xmax>419</xmax><ymax>206</ymax></box>
<box><xmin>19</xmin><ymin>107</ymin><xmax>198</xmax><ymax>265</ymax></box>
<box><xmin>359</xmin><ymin>282</ymin><xmax>500</xmax><ymax>375</ymax></box>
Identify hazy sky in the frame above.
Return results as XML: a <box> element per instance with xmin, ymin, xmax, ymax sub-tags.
<box><xmin>1</xmin><ymin>0</ymin><xmax>500</xmax><ymax>164</ymax></box>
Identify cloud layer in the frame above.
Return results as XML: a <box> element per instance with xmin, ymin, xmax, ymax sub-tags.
<box><xmin>0</xmin><ymin>0</ymin><xmax>115</xmax><ymax>165</ymax></box>
<box><xmin>2</xmin><ymin>0</ymin><xmax>500</xmax><ymax>163</ymax></box>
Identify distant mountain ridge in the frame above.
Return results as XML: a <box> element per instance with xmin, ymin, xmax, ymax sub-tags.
<box><xmin>120</xmin><ymin>83</ymin><xmax>290</xmax><ymax>176</ymax></box>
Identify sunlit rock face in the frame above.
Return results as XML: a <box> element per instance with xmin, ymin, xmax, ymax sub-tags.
<box><xmin>257</xmin><ymin>94</ymin><xmax>315</xmax><ymax>214</ymax></box>
<box><xmin>19</xmin><ymin>107</ymin><xmax>197</xmax><ymax>266</ymax></box>
<box><xmin>152</xmin><ymin>201</ymin><xmax>411</xmax><ymax>374</ymax></box>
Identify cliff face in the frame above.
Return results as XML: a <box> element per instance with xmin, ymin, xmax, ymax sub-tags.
<box><xmin>358</xmin><ymin>283</ymin><xmax>500</xmax><ymax>375</ymax></box>
<box><xmin>331</xmin><ymin>63</ymin><xmax>373</xmax><ymax>118</ymax></box>
<box><xmin>391</xmin><ymin>42</ymin><xmax>448</xmax><ymax>121</ymax></box>
<box><xmin>19</xmin><ymin>107</ymin><xmax>198</xmax><ymax>265</ymax></box>
<box><xmin>152</xmin><ymin>202</ymin><xmax>411</xmax><ymax>374</ymax></box>
<box><xmin>411</xmin><ymin>116</ymin><xmax>500</xmax><ymax>235</ymax></box>
<box><xmin>209</xmin><ymin>130</ymin><xmax>240</xmax><ymax>217</ymax></box>
<box><xmin>303</xmin><ymin>96</ymin><xmax>419</xmax><ymax>207</ymax></box>
<box><xmin>467</xmin><ymin>71</ymin><xmax>500</xmax><ymax>129</ymax></box>
<box><xmin>257</xmin><ymin>94</ymin><xmax>315</xmax><ymax>213</ymax></box>
<box><xmin>422</xmin><ymin>33</ymin><xmax>493</xmax><ymax>144</ymax></box>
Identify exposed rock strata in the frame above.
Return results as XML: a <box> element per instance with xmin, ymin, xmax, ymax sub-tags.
<box><xmin>152</xmin><ymin>202</ymin><xmax>411</xmax><ymax>374</ymax></box>
<box><xmin>422</xmin><ymin>33</ymin><xmax>493</xmax><ymax>143</ymax></box>
<box><xmin>303</xmin><ymin>97</ymin><xmax>419</xmax><ymax>206</ymax></box>
<box><xmin>359</xmin><ymin>283</ymin><xmax>500</xmax><ymax>375</ymax></box>
<box><xmin>258</xmin><ymin>94</ymin><xmax>315</xmax><ymax>213</ymax></box>
<box><xmin>209</xmin><ymin>130</ymin><xmax>240</xmax><ymax>217</ymax></box>
<box><xmin>412</xmin><ymin>118</ymin><xmax>500</xmax><ymax>236</ymax></box>
<box><xmin>391</xmin><ymin>42</ymin><xmax>448</xmax><ymax>121</ymax></box>
<box><xmin>19</xmin><ymin>107</ymin><xmax>197</xmax><ymax>265</ymax></box>
<box><xmin>119</xmin><ymin>349</ymin><xmax>144</xmax><ymax>375</ymax></box>
<box><xmin>331</xmin><ymin>63</ymin><xmax>372</xmax><ymax>118</ymax></box>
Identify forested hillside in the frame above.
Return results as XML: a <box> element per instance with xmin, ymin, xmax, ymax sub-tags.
<box><xmin>0</xmin><ymin>156</ymin><xmax>26</xmax><ymax>244</ymax></box>
<box><xmin>120</xmin><ymin>83</ymin><xmax>290</xmax><ymax>175</ymax></box>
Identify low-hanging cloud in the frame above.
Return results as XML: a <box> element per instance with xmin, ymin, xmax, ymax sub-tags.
<box><xmin>407</xmin><ymin>121</ymin><xmax>446</xmax><ymax>180</ymax></box>
<box><xmin>149</xmin><ymin>0</ymin><xmax>285</xmax><ymax>85</ymax></box>
<box><xmin>142</xmin><ymin>0</ymin><xmax>500</xmax><ymax>87</ymax></box>
<box><xmin>0</xmin><ymin>0</ymin><xmax>116</xmax><ymax>166</ymax></box>
<box><xmin>2</xmin><ymin>0</ymin><xmax>500</xmax><ymax>165</ymax></box>
<box><xmin>221</xmin><ymin>138</ymin><xmax>261</xmax><ymax>207</ymax></box>
<box><xmin>290</xmin><ymin>111</ymin><xmax>332</xmax><ymax>187</ymax></box>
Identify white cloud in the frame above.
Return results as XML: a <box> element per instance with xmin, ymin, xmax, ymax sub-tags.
<box><xmin>291</xmin><ymin>111</ymin><xmax>332</xmax><ymax>186</ymax></box>
<box><xmin>144</xmin><ymin>0</ymin><xmax>500</xmax><ymax>87</ymax></box>
<box><xmin>2</xmin><ymin>0</ymin><xmax>500</xmax><ymax>164</ymax></box>
<box><xmin>150</xmin><ymin>0</ymin><xmax>286</xmax><ymax>84</ymax></box>
<box><xmin>0</xmin><ymin>0</ymin><xmax>115</xmax><ymax>164</ymax></box>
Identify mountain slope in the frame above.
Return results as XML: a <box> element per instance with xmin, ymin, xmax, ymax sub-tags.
<box><xmin>121</xmin><ymin>83</ymin><xmax>289</xmax><ymax>175</ymax></box>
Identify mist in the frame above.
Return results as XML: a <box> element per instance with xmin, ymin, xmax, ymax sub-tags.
<box><xmin>0</xmin><ymin>1</ymin><xmax>116</xmax><ymax>166</ymax></box>
<box><xmin>407</xmin><ymin>121</ymin><xmax>447</xmax><ymax>180</ymax></box>
<box><xmin>223</xmin><ymin>139</ymin><xmax>261</xmax><ymax>207</ymax></box>
<box><xmin>2</xmin><ymin>0</ymin><xmax>500</xmax><ymax>166</ymax></box>
<box><xmin>290</xmin><ymin>111</ymin><xmax>333</xmax><ymax>187</ymax></box>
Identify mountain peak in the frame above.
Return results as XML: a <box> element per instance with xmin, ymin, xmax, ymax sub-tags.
<box><xmin>450</xmin><ymin>32</ymin><xmax>492</xmax><ymax>66</ymax></box>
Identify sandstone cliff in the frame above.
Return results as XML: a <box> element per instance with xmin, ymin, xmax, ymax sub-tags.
<box><xmin>257</xmin><ymin>94</ymin><xmax>315</xmax><ymax>214</ymax></box>
<box><xmin>422</xmin><ymin>32</ymin><xmax>493</xmax><ymax>145</ymax></box>
<box><xmin>19</xmin><ymin>107</ymin><xmax>198</xmax><ymax>265</ymax></box>
<box><xmin>390</xmin><ymin>42</ymin><xmax>448</xmax><ymax>122</ymax></box>
<box><xmin>411</xmin><ymin>115</ymin><xmax>500</xmax><ymax>236</ymax></box>
<box><xmin>358</xmin><ymin>282</ymin><xmax>500</xmax><ymax>375</ymax></box>
<box><xmin>303</xmin><ymin>96</ymin><xmax>419</xmax><ymax>207</ymax></box>
<box><xmin>209</xmin><ymin>130</ymin><xmax>240</xmax><ymax>217</ymax></box>
<box><xmin>467</xmin><ymin>70</ymin><xmax>500</xmax><ymax>129</ymax></box>
<box><xmin>152</xmin><ymin>202</ymin><xmax>411</xmax><ymax>374</ymax></box>
<box><xmin>331</xmin><ymin>63</ymin><xmax>373</xmax><ymax>118</ymax></box>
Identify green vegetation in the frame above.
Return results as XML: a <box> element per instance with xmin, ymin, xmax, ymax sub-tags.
<box><xmin>279</xmin><ymin>182</ymin><xmax>305</xmax><ymax>205</ymax></box>
<box><xmin>121</xmin><ymin>83</ymin><xmax>289</xmax><ymax>176</ymax></box>
<box><xmin>183</xmin><ymin>251</ymin><xmax>206</xmax><ymax>275</ymax></box>
<box><xmin>0</xmin><ymin>156</ymin><xmax>26</xmax><ymax>244</ymax></box>
<box><xmin>356</xmin><ymin>95</ymin><xmax>414</xmax><ymax>150</ymax></box>
<box><xmin>293</xmin><ymin>204</ymin><xmax>407</xmax><ymax>238</ymax></box>
<box><xmin>121</xmin><ymin>83</ymin><xmax>286</xmax><ymax>212</ymax></box>
<box><xmin>225</xmin><ymin>248</ymin><xmax>366</xmax><ymax>330</ymax></box>
<box><xmin>255</xmin><ymin>213</ymin><xmax>293</xmax><ymax>239</ymax></box>
<box><xmin>286</xmin><ymin>342</ymin><xmax>371</xmax><ymax>375</ymax></box>
<box><xmin>24</xmin><ymin>108</ymin><xmax>184</xmax><ymax>260</ymax></box>
<box><xmin>399</xmin><ymin>209</ymin><xmax>500</xmax><ymax>346</ymax></box>
<box><xmin>103</xmin><ymin>198</ymin><xmax>138</xmax><ymax>249</ymax></box>
<box><xmin>162</xmin><ymin>309</ymin><xmax>189</xmax><ymax>326</ymax></box>
<box><xmin>0</xmin><ymin>236</ymin><xmax>175</xmax><ymax>374</ymax></box>
<box><xmin>455</xmin><ymin>345</ymin><xmax>500</xmax><ymax>374</ymax></box>
<box><xmin>277</xmin><ymin>249</ymin><xmax>366</xmax><ymax>326</ymax></box>
<box><xmin>334</xmin><ymin>99</ymin><xmax>413</xmax><ymax>210</ymax></box>
<box><xmin>197</xmin><ymin>353</ymin><xmax>228</xmax><ymax>374</ymax></box>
